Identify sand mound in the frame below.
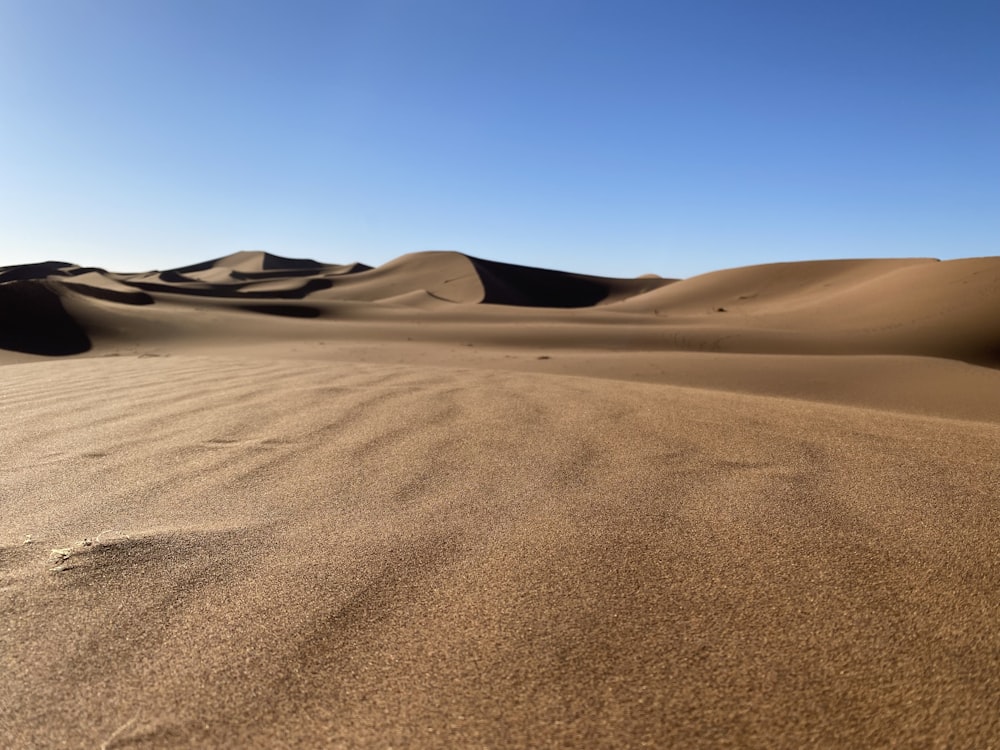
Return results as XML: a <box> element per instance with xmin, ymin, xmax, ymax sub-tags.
<box><xmin>3</xmin><ymin>251</ymin><xmax>997</xmax><ymax>366</ymax></box>
<box><xmin>607</xmin><ymin>257</ymin><xmax>1000</xmax><ymax>363</ymax></box>
<box><xmin>169</xmin><ymin>250</ymin><xmax>324</xmax><ymax>274</ymax></box>
<box><xmin>307</xmin><ymin>251</ymin><xmax>486</xmax><ymax>303</ymax></box>
<box><xmin>612</xmin><ymin>258</ymin><xmax>919</xmax><ymax>317</ymax></box>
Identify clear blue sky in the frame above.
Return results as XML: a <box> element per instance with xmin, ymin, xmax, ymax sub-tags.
<box><xmin>1</xmin><ymin>0</ymin><xmax>997</xmax><ymax>278</ymax></box>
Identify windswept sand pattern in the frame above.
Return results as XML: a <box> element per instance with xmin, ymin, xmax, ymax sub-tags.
<box><xmin>2</xmin><ymin>354</ymin><xmax>1000</xmax><ymax>747</ymax></box>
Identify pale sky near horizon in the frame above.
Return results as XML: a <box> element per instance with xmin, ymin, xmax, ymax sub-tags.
<box><xmin>1</xmin><ymin>0</ymin><xmax>997</xmax><ymax>279</ymax></box>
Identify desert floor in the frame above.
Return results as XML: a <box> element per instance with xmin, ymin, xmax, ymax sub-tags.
<box><xmin>2</xmin><ymin>252</ymin><xmax>999</xmax><ymax>747</ymax></box>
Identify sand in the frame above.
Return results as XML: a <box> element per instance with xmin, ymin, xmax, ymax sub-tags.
<box><xmin>2</xmin><ymin>251</ymin><xmax>999</xmax><ymax>747</ymax></box>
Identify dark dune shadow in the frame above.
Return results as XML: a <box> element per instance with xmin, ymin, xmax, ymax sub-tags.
<box><xmin>157</xmin><ymin>269</ymin><xmax>202</xmax><ymax>284</ymax></box>
<box><xmin>466</xmin><ymin>256</ymin><xmax>669</xmax><ymax>308</ymax></box>
<box><xmin>123</xmin><ymin>277</ymin><xmax>335</xmax><ymax>299</ymax></box>
<box><xmin>0</xmin><ymin>281</ymin><xmax>91</xmax><ymax>355</ymax></box>
<box><xmin>238</xmin><ymin>304</ymin><xmax>322</xmax><ymax>318</ymax></box>
<box><xmin>255</xmin><ymin>253</ymin><xmax>326</xmax><ymax>271</ymax></box>
<box><xmin>469</xmin><ymin>257</ymin><xmax>610</xmax><ymax>307</ymax></box>
<box><xmin>0</xmin><ymin>262</ymin><xmax>76</xmax><ymax>282</ymax></box>
<box><xmin>232</xmin><ymin>262</ymin><xmax>372</xmax><ymax>280</ymax></box>
<box><xmin>60</xmin><ymin>282</ymin><xmax>155</xmax><ymax>306</ymax></box>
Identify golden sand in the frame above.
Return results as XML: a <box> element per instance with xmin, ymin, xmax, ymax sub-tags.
<box><xmin>2</xmin><ymin>252</ymin><xmax>999</xmax><ymax>747</ymax></box>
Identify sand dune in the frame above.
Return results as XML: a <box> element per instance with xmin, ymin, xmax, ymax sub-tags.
<box><xmin>3</xmin><ymin>250</ymin><xmax>998</xmax><ymax>365</ymax></box>
<box><xmin>2</xmin><ymin>251</ymin><xmax>999</xmax><ymax>747</ymax></box>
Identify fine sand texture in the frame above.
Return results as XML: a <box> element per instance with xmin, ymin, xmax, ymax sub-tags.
<box><xmin>2</xmin><ymin>252</ymin><xmax>999</xmax><ymax>747</ymax></box>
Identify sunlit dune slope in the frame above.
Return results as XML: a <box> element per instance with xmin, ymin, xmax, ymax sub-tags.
<box><xmin>1</xmin><ymin>251</ymin><xmax>998</xmax><ymax>366</ymax></box>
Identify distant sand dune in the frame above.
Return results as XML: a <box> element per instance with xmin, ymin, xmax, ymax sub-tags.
<box><xmin>2</xmin><ymin>252</ymin><xmax>999</xmax><ymax>747</ymax></box>
<box><xmin>3</xmin><ymin>251</ymin><xmax>997</xmax><ymax>364</ymax></box>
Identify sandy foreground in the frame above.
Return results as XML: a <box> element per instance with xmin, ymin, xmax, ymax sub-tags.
<box><xmin>1</xmin><ymin>252</ymin><xmax>999</xmax><ymax>747</ymax></box>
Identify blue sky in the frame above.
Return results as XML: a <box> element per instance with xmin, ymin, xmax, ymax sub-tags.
<box><xmin>1</xmin><ymin>0</ymin><xmax>997</xmax><ymax>278</ymax></box>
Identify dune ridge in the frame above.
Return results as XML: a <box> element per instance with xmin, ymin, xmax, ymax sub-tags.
<box><xmin>2</xmin><ymin>251</ymin><xmax>998</xmax><ymax>364</ymax></box>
